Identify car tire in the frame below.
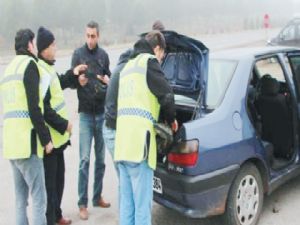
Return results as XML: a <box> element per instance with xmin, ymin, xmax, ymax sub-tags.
<box><xmin>223</xmin><ymin>163</ymin><xmax>264</xmax><ymax>225</ymax></box>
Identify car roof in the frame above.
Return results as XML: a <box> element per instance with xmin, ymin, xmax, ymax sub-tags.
<box><xmin>210</xmin><ymin>46</ymin><xmax>300</xmax><ymax>61</ymax></box>
<box><xmin>289</xmin><ymin>17</ymin><xmax>300</xmax><ymax>24</ymax></box>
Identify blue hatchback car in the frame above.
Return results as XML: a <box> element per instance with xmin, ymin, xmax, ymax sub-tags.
<box><xmin>154</xmin><ymin>31</ymin><xmax>300</xmax><ymax>225</ymax></box>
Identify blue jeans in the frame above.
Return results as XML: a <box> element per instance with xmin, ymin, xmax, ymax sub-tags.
<box><xmin>10</xmin><ymin>155</ymin><xmax>47</xmax><ymax>225</ymax></box>
<box><xmin>102</xmin><ymin>122</ymin><xmax>119</xmax><ymax>178</ymax></box>
<box><xmin>118</xmin><ymin>161</ymin><xmax>153</xmax><ymax>225</ymax></box>
<box><xmin>78</xmin><ymin>112</ymin><xmax>105</xmax><ymax>207</ymax></box>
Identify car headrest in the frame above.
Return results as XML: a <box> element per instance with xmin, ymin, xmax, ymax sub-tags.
<box><xmin>260</xmin><ymin>74</ymin><xmax>280</xmax><ymax>96</ymax></box>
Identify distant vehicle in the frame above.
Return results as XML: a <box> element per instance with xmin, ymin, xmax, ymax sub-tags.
<box><xmin>155</xmin><ymin>32</ymin><xmax>300</xmax><ymax>225</ymax></box>
<box><xmin>268</xmin><ymin>17</ymin><xmax>300</xmax><ymax>47</ymax></box>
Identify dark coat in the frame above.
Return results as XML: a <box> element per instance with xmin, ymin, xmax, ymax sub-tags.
<box><xmin>71</xmin><ymin>44</ymin><xmax>111</xmax><ymax>114</ymax></box>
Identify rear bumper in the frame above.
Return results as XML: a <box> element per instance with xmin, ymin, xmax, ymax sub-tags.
<box><xmin>153</xmin><ymin>164</ymin><xmax>239</xmax><ymax>218</ymax></box>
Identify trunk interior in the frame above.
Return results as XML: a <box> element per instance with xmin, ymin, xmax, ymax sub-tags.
<box><xmin>174</xmin><ymin>95</ymin><xmax>198</xmax><ymax>126</ymax></box>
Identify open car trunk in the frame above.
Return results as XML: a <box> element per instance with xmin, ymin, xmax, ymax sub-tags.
<box><xmin>161</xmin><ymin>31</ymin><xmax>209</xmax><ymax>125</ymax></box>
<box><xmin>155</xmin><ymin>31</ymin><xmax>208</xmax><ymax>160</ymax></box>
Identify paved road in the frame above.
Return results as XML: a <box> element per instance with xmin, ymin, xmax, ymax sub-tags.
<box><xmin>2</xmin><ymin>28</ymin><xmax>300</xmax><ymax>225</ymax></box>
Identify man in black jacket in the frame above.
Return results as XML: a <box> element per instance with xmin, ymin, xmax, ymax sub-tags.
<box><xmin>102</xmin><ymin>50</ymin><xmax>130</xmax><ymax>176</ymax></box>
<box><xmin>71</xmin><ymin>20</ymin><xmax>111</xmax><ymax>220</ymax></box>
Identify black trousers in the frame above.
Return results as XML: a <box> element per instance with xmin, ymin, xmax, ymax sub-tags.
<box><xmin>44</xmin><ymin>151</ymin><xmax>65</xmax><ymax>225</ymax></box>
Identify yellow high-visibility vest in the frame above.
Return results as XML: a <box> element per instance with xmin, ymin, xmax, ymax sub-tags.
<box><xmin>114</xmin><ymin>53</ymin><xmax>160</xmax><ymax>169</ymax></box>
<box><xmin>0</xmin><ymin>55</ymin><xmax>46</xmax><ymax>159</ymax></box>
<box><xmin>38</xmin><ymin>59</ymin><xmax>70</xmax><ymax>148</ymax></box>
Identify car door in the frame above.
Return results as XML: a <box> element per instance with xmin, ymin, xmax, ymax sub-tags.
<box><xmin>286</xmin><ymin>51</ymin><xmax>300</xmax><ymax>135</ymax></box>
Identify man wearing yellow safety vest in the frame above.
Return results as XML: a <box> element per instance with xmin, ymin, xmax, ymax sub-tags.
<box><xmin>103</xmin><ymin>20</ymin><xmax>166</xmax><ymax>176</ymax></box>
<box><xmin>114</xmin><ymin>30</ymin><xmax>178</xmax><ymax>225</ymax></box>
<box><xmin>0</xmin><ymin>29</ymin><xmax>53</xmax><ymax>225</ymax></box>
<box><xmin>36</xmin><ymin>26</ymin><xmax>87</xmax><ymax>225</ymax></box>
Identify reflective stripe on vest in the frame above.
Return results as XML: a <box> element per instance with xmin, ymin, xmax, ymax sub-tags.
<box><xmin>0</xmin><ymin>55</ymin><xmax>45</xmax><ymax>159</ymax></box>
<box><xmin>4</xmin><ymin>110</ymin><xmax>30</xmax><ymax>119</ymax></box>
<box><xmin>118</xmin><ymin>107</ymin><xmax>157</xmax><ymax>124</ymax></box>
<box><xmin>38</xmin><ymin>59</ymin><xmax>69</xmax><ymax>148</ymax></box>
<box><xmin>54</xmin><ymin>102</ymin><xmax>66</xmax><ymax>112</ymax></box>
<box><xmin>114</xmin><ymin>53</ymin><xmax>160</xmax><ymax>169</ymax></box>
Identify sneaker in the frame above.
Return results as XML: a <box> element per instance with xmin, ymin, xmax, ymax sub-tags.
<box><xmin>79</xmin><ymin>207</ymin><xmax>88</xmax><ymax>220</ymax></box>
<box><xmin>57</xmin><ymin>217</ymin><xmax>72</xmax><ymax>225</ymax></box>
<box><xmin>93</xmin><ymin>196</ymin><xmax>111</xmax><ymax>208</ymax></box>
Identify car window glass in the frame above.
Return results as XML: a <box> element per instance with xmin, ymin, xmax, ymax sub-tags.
<box><xmin>206</xmin><ymin>59</ymin><xmax>237</xmax><ymax>109</ymax></box>
<box><xmin>255</xmin><ymin>57</ymin><xmax>285</xmax><ymax>82</ymax></box>
<box><xmin>280</xmin><ymin>25</ymin><xmax>295</xmax><ymax>41</ymax></box>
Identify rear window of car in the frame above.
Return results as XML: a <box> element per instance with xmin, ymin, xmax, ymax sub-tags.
<box><xmin>206</xmin><ymin>59</ymin><xmax>237</xmax><ymax>109</ymax></box>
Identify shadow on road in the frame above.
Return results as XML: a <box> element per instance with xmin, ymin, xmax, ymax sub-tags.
<box><xmin>152</xmin><ymin>203</ymin><xmax>221</xmax><ymax>225</ymax></box>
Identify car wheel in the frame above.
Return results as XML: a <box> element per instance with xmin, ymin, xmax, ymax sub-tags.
<box><xmin>223</xmin><ymin>163</ymin><xmax>264</xmax><ymax>225</ymax></box>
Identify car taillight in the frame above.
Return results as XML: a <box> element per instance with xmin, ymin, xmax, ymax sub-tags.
<box><xmin>167</xmin><ymin>140</ymin><xmax>199</xmax><ymax>167</ymax></box>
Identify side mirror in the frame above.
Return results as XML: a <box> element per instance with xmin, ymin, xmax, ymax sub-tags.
<box><xmin>267</xmin><ymin>38</ymin><xmax>276</xmax><ymax>46</ymax></box>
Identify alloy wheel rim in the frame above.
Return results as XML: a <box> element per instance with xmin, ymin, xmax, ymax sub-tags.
<box><xmin>236</xmin><ymin>175</ymin><xmax>260</xmax><ymax>225</ymax></box>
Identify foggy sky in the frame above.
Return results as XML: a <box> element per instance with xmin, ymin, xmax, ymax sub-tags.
<box><xmin>0</xmin><ymin>0</ymin><xmax>299</xmax><ymax>51</ymax></box>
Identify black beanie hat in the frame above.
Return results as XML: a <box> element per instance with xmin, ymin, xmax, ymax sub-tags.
<box><xmin>37</xmin><ymin>26</ymin><xmax>55</xmax><ymax>53</ymax></box>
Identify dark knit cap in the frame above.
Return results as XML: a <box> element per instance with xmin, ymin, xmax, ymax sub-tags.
<box><xmin>37</xmin><ymin>26</ymin><xmax>55</xmax><ymax>53</ymax></box>
<box><xmin>15</xmin><ymin>29</ymin><xmax>35</xmax><ymax>52</ymax></box>
<box><xmin>152</xmin><ymin>20</ymin><xmax>165</xmax><ymax>31</ymax></box>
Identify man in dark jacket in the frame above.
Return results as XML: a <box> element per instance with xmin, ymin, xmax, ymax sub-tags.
<box><xmin>37</xmin><ymin>27</ymin><xmax>87</xmax><ymax>225</ymax></box>
<box><xmin>71</xmin><ymin>20</ymin><xmax>111</xmax><ymax>220</ymax></box>
<box><xmin>102</xmin><ymin>50</ymin><xmax>130</xmax><ymax>176</ymax></box>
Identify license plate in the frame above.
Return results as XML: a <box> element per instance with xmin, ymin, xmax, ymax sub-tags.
<box><xmin>153</xmin><ymin>176</ymin><xmax>163</xmax><ymax>194</ymax></box>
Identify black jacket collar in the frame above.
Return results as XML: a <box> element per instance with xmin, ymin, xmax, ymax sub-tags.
<box><xmin>130</xmin><ymin>39</ymin><xmax>155</xmax><ymax>59</ymax></box>
<box><xmin>38</xmin><ymin>54</ymin><xmax>55</xmax><ymax>65</ymax></box>
<box><xmin>85</xmin><ymin>43</ymin><xmax>99</xmax><ymax>54</ymax></box>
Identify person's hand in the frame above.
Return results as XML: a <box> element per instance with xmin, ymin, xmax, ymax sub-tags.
<box><xmin>78</xmin><ymin>74</ymin><xmax>88</xmax><ymax>86</ymax></box>
<box><xmin>73</xmin><ymin>64</ymin><xmax>87</xmax><ymax>76</ymax></box>
<box><xmin>171</xmin><ymin>119</ymin><xmax>178</xmax><ymax>132</ymax></box>
<box><xmin>97</xmin><ymin>74</ymin><xmax>110</xmax><ymax>85</ymax></box>
<box><xmin>66</xmin><ymin>121</ymin><xmax>72</xmax><ymax>136</ymax></box>
<box><xmin>45</xmin><ymin>141</ymin><xmax>54</xmax><ymax>154</ymax></box>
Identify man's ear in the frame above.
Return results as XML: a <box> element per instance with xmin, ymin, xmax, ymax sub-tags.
<box><xmin>28</xmin><ymin>41</ymin><xmax>35</xmax><ymax>55</ymax></box>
